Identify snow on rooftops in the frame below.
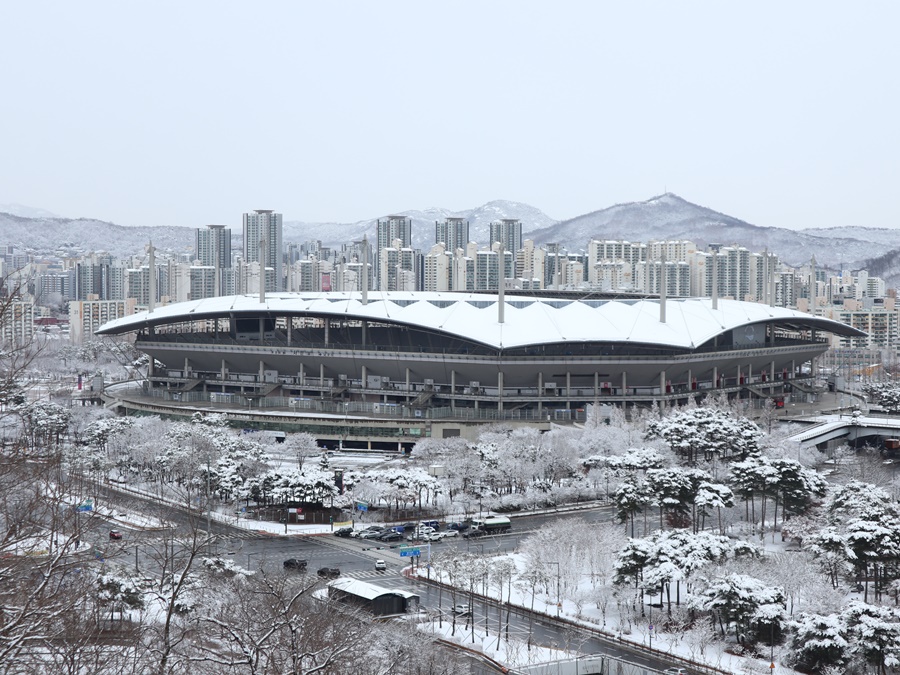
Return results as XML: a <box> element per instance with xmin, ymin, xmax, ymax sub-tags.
<box><xmin>95</xmin><ymin>291</ymin><xmax>862</xmax><ymax>351</ymax></box>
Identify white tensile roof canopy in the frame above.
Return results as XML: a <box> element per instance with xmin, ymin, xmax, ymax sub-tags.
<box><xmin>95</xmin><ymin>291</ymin><xmax>863</xmax><ymax>350</ymax></box>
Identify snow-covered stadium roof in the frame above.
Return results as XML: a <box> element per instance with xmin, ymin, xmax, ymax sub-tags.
<box><xmin>95</xmin><ymin>291</ymin><xmax>863</xmax><ymax>350</ymax></box>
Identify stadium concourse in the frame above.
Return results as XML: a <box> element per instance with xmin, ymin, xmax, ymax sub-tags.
<box><xmin>96</xmin><ymin>291</ymin><xmax>863</xmax><ymax>450</ymax></box>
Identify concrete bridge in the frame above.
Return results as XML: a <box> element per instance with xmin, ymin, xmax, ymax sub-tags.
<box><xmin>787</xmin><ymin>413</ymin><xmax>900</xmax><ymax>449</ymax></box>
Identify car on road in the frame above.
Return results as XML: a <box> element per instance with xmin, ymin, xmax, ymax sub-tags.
<box><xmin>440</xmin><ymin>529</ymin><xmax>459</xmax><ymax>538</ymax></box>
<box><xmin>663</xmin><ymin>668</ymin><xmax>690</xmax><ymax>675</ymax></box>
<box><xmin>317</xmin><ymin>567</ymin><xmax>341</xmax><ymax>579</ymax></box>
<box><xmin>452</xmin><ymin>604</ymin><xmax>471</xmax><ymax>615</ymax></box>
<box><xmin>374</xmin><ymin>560</ymin><xmax>387</xmax><ymax>571</ymax></box>
<box><xmin>333</xmin><ymin>527</ymin><xmax>353</xmax><ymax>537</ymax></box>
<box><xmin>351</xmin><ymin>526</ymin><xmax>381</xmax><ymax>539</ymax></box>
<box><xmin>447</xmin><ymin>522</ymin><xmax>469</xmax><ymax>531</ymax></box>
<box><xmin>109</xmin><ymin>530</ymin><xmax>123</xmax><ymax>540</ymax></box>
<box><xmin>360</xmin><ymin>529</ymin><xmax>385</xmax><ymax>539</ymax></box>
<box><xmin>463</xmin><ymin>528</ymin><xmax>487</xmax><ymax>538</ymax></box>
<box><xmin>283</xmin><ymin>558</ymin><xmax>308</xmax><ymax>571</ymax></box>
<box><xmin>378</xmin><ymin>531</ymin><xmax>402</xmax><ymax>542</ymax></box>
<box><xmin>423</xmin><ymin>532</ymin><xmax>443</xmax><ymax>542</ymax></box>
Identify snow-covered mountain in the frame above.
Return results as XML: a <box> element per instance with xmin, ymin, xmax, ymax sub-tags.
<box><xmin>0</xmin><ymin>212</ymin><xmax>194</xmax><ymax>258</ymax></box>
<box><xmin>283</xmin><ymin>200</ymin><xmax>558</xmax><ymax>252</ymax></box>
<box><xmin>0</xmin><ymin>203</ymin><xmax>60</xmax><ymax>219</ymax></box>
<box><xmin>2</xmin><ymin>196</ymin><xmax>898</xmax><ymax>279</ymax></box>
<box><xmin>527</xmin><ymin>193</ymin><xmax>889</xmax><ymax>269</ymax></box>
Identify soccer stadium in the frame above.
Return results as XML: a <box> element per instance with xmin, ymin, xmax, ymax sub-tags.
<box><xmin>96</xmin><ymin>291</ymin><xmax>864</xmax><ymax>450</ymax></box>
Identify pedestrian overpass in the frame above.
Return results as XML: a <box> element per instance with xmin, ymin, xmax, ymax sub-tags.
<box><xmin>788</xmin><ymin>414</ymin><xmax>900</xmax><ymax>449</ymax></box>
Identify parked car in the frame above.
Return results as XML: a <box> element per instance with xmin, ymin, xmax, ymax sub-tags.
<box><xmin>463</xmin><ymin>528</ymin><xmax>487</xmax><ymax>538</ymax></box>
<box><xmin>283</xmin><ymin>558</ymin><xmax>308</xmax><ymax>571</ymax></box>
<box><xmin>423</xmin><ymin>532</ymin><xmax>442</xmax><ymax>542</ymax></box>
<box><xmin>360</xmin><ymin>529</ymin><xmax>385</xmax><ymax>539</ymax></box>
<box><xmin>452</xmin><ymin>603</ymin><xmax>471</xmax><ymax>615</ymax></box>
<box><xmin>441</xmin><ymin>529</ymin><xmax>459</xmax><ymax>538</ymax></box>
<box><xmin>317</xmin><ymin>567</ymin><xmax>340</xmax><ymax>579</ymax></box>
<box><xmin>374</xmin><ymin>559</ymin><xmax>387</xmax><ymax>571</ymax></box>
<box><xmin>378</xmin><ymin>531</ymin><xmax>402</xmax><ymax>542</ymax></box>
<box><xmin>447</xmin><ymin>522</ymin><xmax>469</xmax><ymax>531</ymax></box>
<box><xmin>109</xmin><ymin>530</ymin><xmax>123</xmax><ymax>540</ymax></box>
<box><xmin>333</xmin><ymin>527</ymin><xmax>353</xmax><ymax>537</ymax></box>
<box><xmin>420</xmin><ymin>520</ymin><xmax>440</xmax><ymax>530</ymax></box>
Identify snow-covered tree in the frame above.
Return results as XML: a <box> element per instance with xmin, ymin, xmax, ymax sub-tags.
<box><xmin>692</xmin><ymin>572</ymin><xmax>786</xmax><ymax>644</ymax></box>
<box><xmin>788</xmin><ymin>612</ymin><xmax>850</xmax><ymax>672</ymax></box>
<box><xmin>646</xmin><ymin>406</ymin><xmax>761</xmax><ymax>464</ymax></box>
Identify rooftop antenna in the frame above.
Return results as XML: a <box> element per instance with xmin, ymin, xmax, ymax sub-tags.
<box><xmin>259</xmin><ymin>237</ymin><xmax>267</xmax><ymax>303</ymax></box>
<box><xmin>659</xmin><ymin>247</ymin><xmax>667</xmax><ymax>323</ymax></box>
<box><xmin>497</xmin><ymin>244</ymin><xmax>505</xmax><ymax>324</ymax></box>
<box><xmin>147</xmin><ymin>240</ymin><xmax>156</xmax><ymax>313</ymax></box>
<box><xmin>711</xmin><ymin>249</ymin><xmax>719</xmax><ymax>310</ymax></box>
<box><xmin>361</xmin><ymin>236</ymin><xmax>368</xmax><ymax>306</ymax></box>
<box><xmin>810</xmin><ymin>255</ymin><xmax>816</xmax><ymax>313</ymax></box>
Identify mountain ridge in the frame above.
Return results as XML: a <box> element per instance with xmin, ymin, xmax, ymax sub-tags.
<box><xmin>1</xmin><ymin>195</ymin><xmax>897</xmax><ymax>280</ymax></box>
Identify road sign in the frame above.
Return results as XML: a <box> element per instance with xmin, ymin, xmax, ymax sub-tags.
<box><xmin>399</xmin><ymin>546</ymin><xmax>421</xmax><ymax>557</ymax></box>
<box><xmin>356</xmin><ymin>501</ymin><xmax>368</xmax><ymax>512</ymax></box>
<box><xmin>76</xmin><ymin>499</ymin><xmax>93</xmax><ymax>512</ymax></box>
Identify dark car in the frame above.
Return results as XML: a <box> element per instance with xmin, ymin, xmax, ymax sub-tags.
<box><xmin>420</xmin><ymin>520</ymin><xmax>440</xmax><ymax>530</ymax></box>
<box><xmin>317</xmin><ymin>567</ymin><xmax>340</xmax><ymax>579</ymax></box>
<box><xmin>379</xmin><ymin>531</ymin><xmax>402</xmax><ymax>542</ymax></box>
<box><xmin>109</xmin><ymin>530</ymin><xmax>123</xmax><ymax>540</ymax></box>
<box><xmin>333</xmin><ymin>527</ymin><xmax>353</xmax><ymax>538</ymax></box>
<box><xmin>463</xmin><ymin>528</ymin><xmax>487</xmax><ymax>538</ymax></box>
<box><xmin>283</xmin><ymin>558</ymin><xmax>308</xmax><ymax>571</ymax></box>
<box><xmin>447</xmin><ymin>522</ymin><xmax>470</xmax><ymax>531</ymax></box>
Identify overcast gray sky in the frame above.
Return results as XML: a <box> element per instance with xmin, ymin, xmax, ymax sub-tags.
<box><xmin>2</xmin><ymin>1</ymin><xmax>898</xmax><ymax>231</ymax></box>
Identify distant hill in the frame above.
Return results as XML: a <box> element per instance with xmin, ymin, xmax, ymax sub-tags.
<box><xmin>0</xmin><ymin>212</ymin><xmax>194</xmax><ymax>259</ymax></box>
<box><xmin>2</xmin><ymin>196</ymin><xmax>898</xmax><ymax>280</ymax></box>
<box><xmin>283</xmin><ymin>199</ymin><xmax>558</xmax><ymax>252</ymax></box>
<box><xmin>527</xmin><ymin>193</ymin><xmax>886</xmax><ymax>269</ymax></box>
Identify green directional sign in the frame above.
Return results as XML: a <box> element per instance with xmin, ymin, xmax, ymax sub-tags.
<box><xmin>399</xmin><ymin>546</ymin><xmax>421</xmax><ymax>557</ymax></box>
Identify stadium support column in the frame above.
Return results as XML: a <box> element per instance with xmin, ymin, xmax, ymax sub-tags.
<box><xmin>320</xmin><ymin>364</ymin><xmax>325</xmax><ymax>387</ymax></box>
<box><xmin>498</xmin><ymin>371</ymin><xmax>504</xmax><ymax>415</ymax></box>
<box><xmin>451</xmin><ymin>370</ymin><xmax>456</xmax><ymax>410</ymax></box>
<box><xmin>770</xmin><ymin>361</ymin><xmax>775</xmax><ymax>388</ymax></box>
<box><xmin>713</xmin><ymin>366</ymin><xmax>718</xmax><ymax>390</ymax></box>
<box><xmin>361</xmin><ymin>321</ymin><xmax>367</xmax><ymax>347</ymax></box>
<box><xmin>220</xmin><ymin>360</ymin><xmax>227</xmax><ymax>392</ymax></box>
<box><xmin>537</xmin><ymin>372</ymin><xmax>543</xmax><ymax>417</ymax></box>
<box><xmin>566</xmin><ymin>372</ymin><xmax>571</xmax><ymax>410</ymax></box>
<box><xmin>594</xmin><ymin>372</ymin><xmax>599</xmax><ymax>399</ymax></box>
<box><xmin>621</xmin><ymin>371</ymin><xmax>627</xmax><ymax>398</ymax></box>
<box><xmin>259</xmin><ymin>360</ymin><xmax>264</xmax><ymax>383</ymax></box>
<box><xmin>361</xmin><ymin>365</ymin><xmax>367</xmax><ymax>391</ymax></box>
<box><xmin>324</xmin><ymin>319</ymin><xmax>330</xmax><ymax>345</ymax></box>
<box><xmin>287</xmin><ymin>318</ymin><xmax>292</xmax><ymax>345</ymax></box>
<box><xmin>660</xmin><ymin>370</ymin><xmax>667</xmax><ymax>409</ymax></box>
<box><xmin>184</xmin><ymin>357</ymin><xmax>190</xmax><ymax>376</ymax></box>
<box><xmin>405</xmin><ymin>367</ymin><xmax>410</xmax><ymax>393</ymax></box>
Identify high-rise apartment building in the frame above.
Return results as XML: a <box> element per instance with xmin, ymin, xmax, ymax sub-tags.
<box><xmin>243</xmin><ymin>210</ymin><xmax>283</xmax><ymax>291</ymax></box>
<box><xmin>489</xmin><ymin>219</ymin><xmax>523</xmax><ymax>255</ymax></box>
<box><xmin>196</xmin><ymin>225</ymin><xmax>232</xmax><ymax>268</ymax></box>
<box><xmin>376</xmin><ymin>215</ymin><xmax>412</xmax><ymax>252</ymax></box>
<box><xmin>435</xmin><ymin>217</ymin><xmax>469</xmax><ymax>253</ymax></box>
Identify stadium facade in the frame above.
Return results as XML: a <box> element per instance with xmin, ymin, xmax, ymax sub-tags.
<box><xmin>96</xmin><ymin>291</ymin><xmax>864</xmax><ymax>449</ymax></box>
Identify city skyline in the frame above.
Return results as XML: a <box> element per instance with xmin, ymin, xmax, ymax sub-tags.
<box><xmin>2</xmin><ymin>2</ymin><xmax>899</xmax><ymax>232</ymax></box>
